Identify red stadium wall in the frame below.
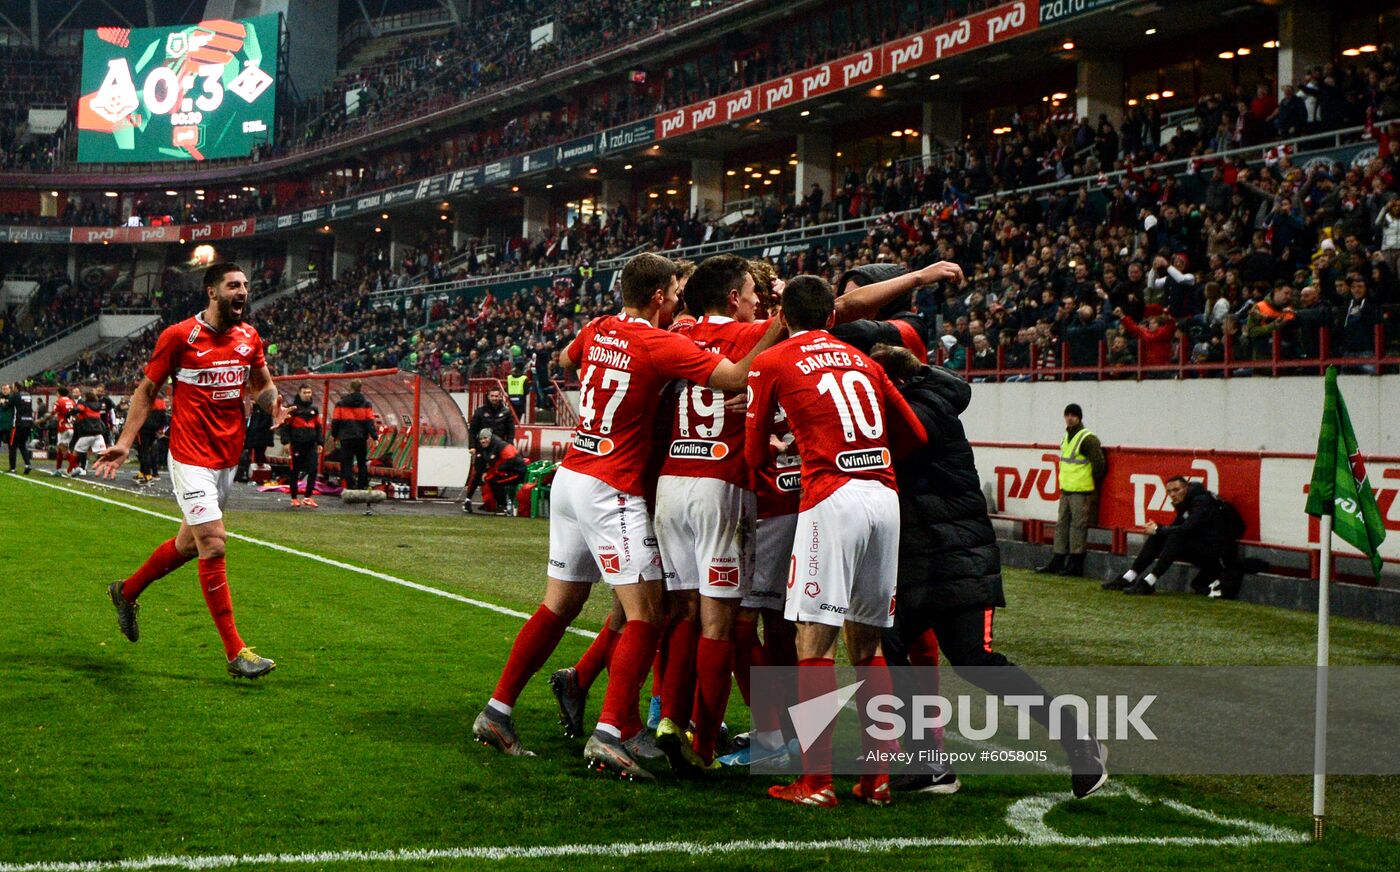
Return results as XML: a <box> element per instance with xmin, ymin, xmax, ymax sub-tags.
<box><xmin>977</xmin><ymin>443</ymin><xmax>1400</xmax><ymax>570</ymax></box>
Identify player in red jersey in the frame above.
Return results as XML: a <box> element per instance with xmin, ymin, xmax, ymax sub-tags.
<box><xmin>473</xmin><ymin>253</ymin><xmax>781</xmax><ymax>780</ymax></box>
<box><xmin>95</xmin><ymin>263</ymin><xmax>284</xmax><ymax>680</ymax></box>
<box><xmin>49</xmin><ymin>387</ymin><xmax>77</xmax><ymax>475</ymax></box>
<box><xmin>745</xmin><ymin>275</ymin><xmax>928</xmax><ymax>808</ymax></box>
<box><xmin>647</xmin><ymin>254</ymin><xmax>773</xmax><ymax>773</ymax></box>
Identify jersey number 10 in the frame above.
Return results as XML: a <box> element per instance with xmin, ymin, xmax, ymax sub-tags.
<box><xmin>816</xmin><ymin>371</ymin><xmax>883</xmax><ymax>442</ymax></box>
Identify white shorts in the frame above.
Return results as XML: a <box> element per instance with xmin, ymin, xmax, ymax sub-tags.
<box><xmin>742</xmin><ymin>512</ymin><xmax>798</xmax><ymax>610</ymax></box>
<box><xmin>73</xmin><ymin>434</ymin><xmax>108</xmax><ymax>454</ymax></box>
<box><xmin>785</xmin><ymin>479</ymin><xmax>900</xmax><ymax>629</ymax></box>
<box><xmin>57</xmin><ymin>430</ymin><xmax>73</xmax><ymax>448</ymax></box>
<box><xmin>547</xmin><ymin>466</ymin><xmax>663</xmax><ymax>585</ymax></box>
<box><xmin>169</xmin><ymin>454</ymin><xmax>236</xmax><ymax>526</ymax></box>
<box><xmin>654</xmin><ymin>475</ymin><xmax>755</xmax><ymax>599</ymax></box>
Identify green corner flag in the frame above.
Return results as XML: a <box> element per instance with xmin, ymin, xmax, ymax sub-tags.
<box><xmin>1305</xmin><ymin>367</ymin><xmax>1387</xmax><ymax>579</ymax></box>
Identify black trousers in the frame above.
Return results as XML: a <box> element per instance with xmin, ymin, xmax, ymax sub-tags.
<box><xmin>289</xmin><ymin>444</ymin><xmax>319</xmax><ymax>499</ymax></box>
<box><xmin>137</xmin><ymin>430</ymin><xmax>161</xmax><ymax>476</ymax></box>
<box><xmin>341</xmin><ymin>438</ymin><xmax>370</xmax><ymax>489</ymax></box>
<box><xmin>884</xmin><ymin>600</ymin><xmax>1086</xmax><ymax>756</ymax></box>
<box><xmin>1130</xmin><ymin>530</ymin><xmax>1236</xmax><ymax>592</ymax></box>
<box><xmin>7</xmin><ymin>426</ymin><xmax>31</xmax><ymax>469</ymax></box>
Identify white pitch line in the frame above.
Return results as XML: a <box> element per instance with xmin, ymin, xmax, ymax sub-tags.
<box><xmin>7</xmin><ymin>474</ymin><xmax>596</xmax><ymax>639</ymax></box>
<box><xmin>0</xmin><ymin>826</ymin><xmax>1309</xmax><ymax>872</ymax></box>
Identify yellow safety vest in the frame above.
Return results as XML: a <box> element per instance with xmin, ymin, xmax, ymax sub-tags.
<box><xmin>507</xmin><ymin>374</ymin><xmax>527</xmax><ymax>396</ymax></box>
<box><xmin>1059</xmin><ymin>428</ymin><xmax>1096</xmax><ymax>493</ymax></box>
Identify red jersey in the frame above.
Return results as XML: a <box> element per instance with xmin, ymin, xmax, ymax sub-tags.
<box><xmin>753</xmin><ymin>405</ymin><xmax>801</xmax><ymax>519</ymax></box>
<box><xmin>53</xmin><ymin>396</ymin><xmax>75</xmax><ymax>432</ymax></box>
<box><xmin>144</xmin><ymin>314</ymin><xmax>266</xmax><ymax>469</ymax></box>
<box><xmin>564</xmin><ymin>314</ymin><xmax>722</xmax><ymax>495</ymax></box>
<box><xmin>745</xmin><ymin>330</ymin><xmax>925</xmax><ymax>512</ymax></box>
<box><xmin>659</xmin><ymin>315</ymin><xmax>770</xmax><ymax>488</ymax></box>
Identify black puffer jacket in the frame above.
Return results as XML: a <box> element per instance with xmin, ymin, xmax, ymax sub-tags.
<box><xmin>1162</xmin><ymin>481</ymin><xmax>1225</xmax><ymax>547</ymax></box>
<box><xmin>893</xmin><ymin>365</ymin><xmax>1006</xmax><ymax>609</ymax></box>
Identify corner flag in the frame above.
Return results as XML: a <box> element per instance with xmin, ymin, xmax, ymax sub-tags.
<box><xmin>1304</xmin><ymin>367</ymin><xmax>1387</xmax><ymax>578</ymax></box>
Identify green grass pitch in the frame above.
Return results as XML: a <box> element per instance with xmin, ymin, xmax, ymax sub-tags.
<box><xmin>2</xmin><ymin>473</ymin><xmax>1397</xmax><ymax>871</ymax></box>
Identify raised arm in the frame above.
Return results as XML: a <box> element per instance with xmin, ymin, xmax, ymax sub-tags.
<box><xmin>833</xmin><ymin>261</ymin><xmax>964</xmax><ymax>323</ymax></box>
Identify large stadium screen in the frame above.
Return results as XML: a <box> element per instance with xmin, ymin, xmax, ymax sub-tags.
<box><xmin>76</xmin><ymin>14</ymin><xmax>279</xmax><ymax>163</ymax></box>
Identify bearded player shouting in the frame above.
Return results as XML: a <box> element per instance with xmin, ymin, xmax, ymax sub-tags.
<box><xmin>95</xmin><ymin>263</ymin><xmax>282</xmax><ymax>679</ymax></box>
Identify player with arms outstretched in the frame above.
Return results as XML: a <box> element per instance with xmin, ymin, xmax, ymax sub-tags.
<box><xmin>473</xmin><ymin>252</ymin><xmax>781</xmax><ymax>780</ymax></box>
<box><xmin>95</xmin><ymin>263</ymin><xmax>283</xmax><ymax>680</ymax></box>
<box><xmin>745</xmin><ymin>275</ymin><xmax>928</xmax><ymax>807</ymax></box>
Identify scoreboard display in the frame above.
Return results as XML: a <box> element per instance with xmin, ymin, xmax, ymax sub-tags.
<box><xmin>76</xmin><ymin>14</ymin><xmax>279</xmax><ymax>163</ymax></box>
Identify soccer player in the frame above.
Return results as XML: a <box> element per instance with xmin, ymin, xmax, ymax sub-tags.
<box><xmin>95</xmin><ymin>263</ymin><xmax>283</xmax><ymax>680</ymax></box>
<box><xmin>650</xmin><ymin>254</ymin><xmax>771</xmax><ymax>774</ymax></box>
<box><xmin>745</xmin><ymin>275</ymin><xmax>928</xmax><ymax>808</ymax></box>
<box><xmin>49</xmin><ymin>387</ymin><xmax>77</xmax><ymax>475</ymax></box>
<box><xmin>68</xmin><ymin>387</ymin><xmax>109</xmax><ymax>475</ymax></box>
<box><xmin>280</xmin><ymin>383</ymin><xmax>323</xmax><ymax>508</ymax></box>
<box><xmin>473</xmin><ymin>253</ymin><xmax>780</xmax><ymax>780</ymax></box>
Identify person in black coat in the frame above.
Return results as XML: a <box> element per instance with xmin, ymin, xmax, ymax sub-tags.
<box><xmin>238</xmin><ymin>401</ymin><xmax>276</xmax><ymax>482</ymax></box>
<box><xmin>1105</xmin><ymin>477</ymin><xmax>1240</xmax><ymax>597</ymax></box>
<box><xmin>870</xmin><ymin>345</ymin><xmax>1106</xmax><ymax>800</ymax></box>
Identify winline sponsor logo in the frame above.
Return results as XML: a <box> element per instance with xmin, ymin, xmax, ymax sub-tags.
<box><xmin>670</xmin><ymin>439</ymin><xmax>728</xmax><ymax>460</ymax></box>
<box><xmin>572</xmin><ymin>433</ymin><xmax>615</xmax><ymax>456</ymax></box>
<box><xmin>835</xmin><ymin>448</ymin><xmax>890</xmax><ymax>472</ymax></box>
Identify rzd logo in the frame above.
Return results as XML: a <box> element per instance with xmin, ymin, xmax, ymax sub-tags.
<box><xmin>1130</xmin><ymin>459</ymin><xmax>1218</xmax><ymax>527</ymax></box>
<box><xmin>986</xmin><ymin>2</ymin><xmax>1026</xmax><ymax>41</ymax></box>
<box><xmin>994</xmin><ymin>452</ymin><xmax>1060</xmax><ymax>509</ymax></box>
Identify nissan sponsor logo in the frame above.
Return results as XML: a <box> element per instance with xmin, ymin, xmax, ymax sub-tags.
<box><xmin>835</xmin><ymin>447</ymin><xmax>891</xmax><ymax>472</ymax></box>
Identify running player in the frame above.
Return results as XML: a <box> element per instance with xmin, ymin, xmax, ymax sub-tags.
<box><xmin>473</xmin><ymin>253</ymin><xmax>781</xmax><ymax>780</ymax></box>
<box><xmin>745</xmin><ymin>274</ymin><xmax>928</xmax><ymax>808</ymax></box>
<box><xmin>95</xmin><ymin>263</ymin><xmax>283</xmax><ymax>680</ymax></box>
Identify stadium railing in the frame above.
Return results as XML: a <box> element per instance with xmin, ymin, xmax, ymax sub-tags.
<box><xmin>978</xmin><ymin>124</ymin><xmax>1372</xmax><ymax>203</ymax></box>
<box><xmin>939</xmin><ymin>324</ymin><xmax>1398</xmax><ymax>383</ymax></box>
<box><xmin>0</xmin><ymin>313</ymin><xmax>98</xmax><ymax>370</ymax></box>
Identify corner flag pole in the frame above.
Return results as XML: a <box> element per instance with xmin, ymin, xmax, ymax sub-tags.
<box><xmin>1312</xmin><ymin>513</ymin><xmax>1332</xmax><ymax>842</ymax></box>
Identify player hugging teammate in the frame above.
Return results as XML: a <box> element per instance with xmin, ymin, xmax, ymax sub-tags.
<box><xmin>472</xmin><ymin>252</ymin><xmax>1102</xmax><ymax>808</ymax></box>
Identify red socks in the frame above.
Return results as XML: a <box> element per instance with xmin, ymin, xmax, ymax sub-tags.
<box><xmin>575</xmin><ymin>622</ymin><xmax>619</xmax><ymax>692</ymax></box>
<box><xmin>855</xmin><ymin>654</ymin><xmax>900</xmax><ymax>771</ymax></box>
<box><xmin>733</xmin><ymin>615</ymin><xmax>763</xmax><ymax>707</ymax></box>
<box><xmin>796</xmin><ymin>657</ymin><xmax>837</xmax><ymax>790</ymax></box>
<box><xmin>122</xmin><ymin>538</ymin><xmax>192</xmax><ymax>602</ymax></box>
<box><xmin>693</xmin><ymin>636</ymin><xmax>734</xmax><ymax>762</ymax></box>
<box><xmin>659</xmin><ymin>618</ymin><xmax>699</xmax><ymax>725</ymax></box>
<box><xmin>490</xmin><ymin>604</ymin><xmax>570</xmax><ymax>708</ymax></box>
<box><xmin>599</xmin><ymin>619</ymin><xmax>660</xmax><ymax>737</ymax></box>
<box><xmin>198</xmin><ymin>557</ymin><xmax>244</xmax><ymax>660</ymax></box>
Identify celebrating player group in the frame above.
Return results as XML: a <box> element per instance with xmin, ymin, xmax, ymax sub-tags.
<box><xmin>88</xmin><ymin>253</ymin><xmax>1105</xmax><ymax>807</ymax></box>
<box><xmin>471</xmin><ymin>250</ymin><xmax>1105</xmax><ymax>807</ymax></box>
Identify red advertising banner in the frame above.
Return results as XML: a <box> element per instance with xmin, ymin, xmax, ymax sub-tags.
<box><xmin>515</xmin><ymin>426</ymin><xmax>575</xmax><ymax>464</ymax></box>
<box><xmin>977</xmin><ymin>442</ymin><xmax>1400</xmax><ymax>565</ymax></box>
<box><xmin>655</xmin><ymin>0</ymin><xmax>1039</xmax><ymax>139</ymax></box>
<box><xmin>65</xmin><ymin>219</ymin><xmax>256</xmax><ymax>245</ymax></box>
